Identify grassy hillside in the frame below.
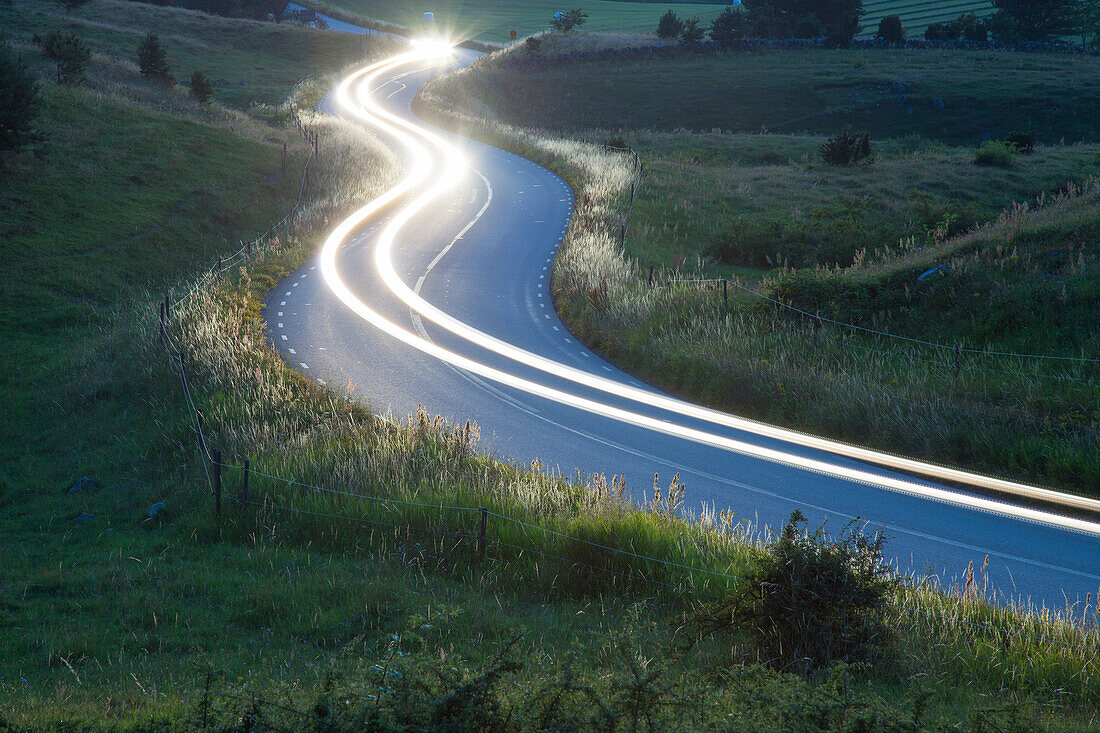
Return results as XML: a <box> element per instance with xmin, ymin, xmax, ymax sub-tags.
<box><xmin>456</xmin><ymin>46</ymin><xmax>1100</xmax><ymax>145</ymax></box>
<box><xmin>0</xmin><ymin>0</ymin><xmax>391</xmax><ymax>107</ymax></box>
<box><xmin>423</xmin><ymin>40</ymin><xmax>1100</xmax><ymax>493</ymax></box>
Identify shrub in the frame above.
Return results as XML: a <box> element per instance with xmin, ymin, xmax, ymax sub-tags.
<box><xmin>680</xmin><ymin>17</ymin><xmax>705</xmax><ymax>44</ymax></box>
<box><xmin>974</xmin><ymin>140</ymin><xmax>1016</xmax><ymax>167</ymax></box>
<box><xmin>924</xmin><ymin>21</ymin><xmax>959</xmax><ymax>40</ymax></box>
<box><xmin>656</xmin><ymin>9</ymin><xmax>684</xmax><ymax>39</ymax></box>
<box><xmin>550</xmin><ymin>8</ymin><xmax>587</xmax><ymax>33</ymax></box>
<box><xmin>1004</xmin><ymin>129</ymin><xmax>1037</xmax><ymax>153</ymax></box>
<box><xmin>33</xmin><ymin>30</ymin><xmax>90</xmax><ymax>84</ymax></box>
<box><xmin>189</xmin><ymin>70</ymin><xmax>213</xmax><ymax>103</ymax></box>
<box><xmin>710</xmin><ymin>7</ymin><xmax>749</xmax><ymax>43</ymax></box>
<box><xmin>792</xmin><ymin>13</ymin><xmax>825</xmax><ymax>38</ymax></box>
<box><xmin>524</xmin><ymin>35</ymin><xmax>542</xmax><ymax>54</ymax></box>
<box><xmin>137</xmin><ymin>31</ymin><xmax>172</xmax><ymax>83</ymax></box>
<box><xmin>955</xmin><ymin>12</ymin><xmax>989</xmax><ymax>41</ymax></box>
<box><xmin>0</xmin><ymin>38</ymin><xmax>40</xmax><ymax>152</ymax></box>
<box><xmin>686</xmin><ymin>511</ymin><xmax>898</xmax><ymax>674</ymax></box>
<box><xmin>820</xmin><ymin>128</ymin><xmax>871</xmax><ymax>166</ymax></box>
<box><xmin>877</xmin><ymin>14</ymin><xmax>904</xmax><ymax>42</ymax></box>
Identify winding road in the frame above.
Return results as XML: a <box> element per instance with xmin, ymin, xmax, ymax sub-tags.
<box><xmin>266</xmin><ymin>41</ymin><xmax>1100</xmax><ymax>611</ymax></box>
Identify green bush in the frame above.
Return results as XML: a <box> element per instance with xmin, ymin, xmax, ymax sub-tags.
<box><xmin>955</xmin><ymin>12</ymin><xmax>989</xmax><ymax>41</ymax></box>
<box><xmin>877</xmin><ymin>14</ymin><xmax>904</xmax><ymax>42</ymax></box>
<box><xmin>924</xmin><ymin>21</ymin><xmax>959</xmax><ymax>40</ymax></box>
<box><xmin>550</xmin><ymin>8</ymin><xmax>587</xmax><ymax>33</ymax></box>
<box><xmin>820</xmin><ymin>127</ymin><xmax>872</xmax><ymax>166</ymax></box>
<box><xmin>686</xmin><ymin>511</ymin><xmax>898</xmax><ymax>674</ymax></box>
<box><xmin>974</xmin><ymin>139</ymin><xmax>1016</xmax><ymax>167</ymax></box>
<box><xmin>32</xmin><ymin>29</ymin><xmax>91</xmax><ymax>84</ymax></box>
<box><xmin>189</xmin><ymin>69</ymin><xmax>213</xmax><ymax>103</ymax></box>
<box><xmin>656</xmin><ymin>9</ymin><xmax>684</xmax><ymax>39</ymax></box>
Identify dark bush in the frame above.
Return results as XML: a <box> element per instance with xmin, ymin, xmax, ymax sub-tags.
<box><xmin>1004</xmin><ymin>129</ymin><xmax>1037</xmax><ymax>153</ymax></box>
<box><xmin>680</xmin><ymin>17</ymin><xmax>705</xmax><ymax>44</ymax></box>
<box><xmin>821</xmin><ymin>127</ymin><xmax>871</xmax><ymax>166</ymax></box>
<box><xmin>525</xmin><ymin>35</ymin><xmax>542</xmax><ymax>54</ymax></box>
<box><xmin>550</xmin><ymin>8</ymin><xmax>587</xmax><ymax>32</ymax></box>
<box><xmin>710</xmin><ymin>7</ymin><xmax>749</xmax><ymax>43</ymax></box>
<box><xmin>955</xmin><ymin>12</ymin><xmax>988</xmax><ymax>41</ymax></box>
<box><xmin>924</xmin><ymin>21</ymin><xmax>959</xmax><ymax>40</ymax></box>
<box><xmin>877</xmin><ymin>14</ymin><xmax>904</xmax><ymax>42</ymax></box>
<box><xmin>0</xmin><ymin>38</ymin><xmax>41</xmax><ymax>152</ymax></box>
<box><xmin>974</xmin><ymin>140</ymin><xmax>1016</xmax><ymax>167</ymax></box>
<box><xmin>687</xmin><ymin>511</ymin><xmax>898</xmax><ymax>674</ymax></box>
<box><xmin>189</xmin><ymin>69</ymin><xmax>213</xmax><ymax>103</ymax></box>
<box><xmin>137</xmin><ymin>32</ymin><xmax>173</xmax><ymax>83</ymax></box>
<box><xmin>656</xmin><ymin>9</ymin><xmax>684</xmax><ymax>39</ymax></box>
<box><xmin>792</xmin><ymin>13</ymin><xmax>824</xmax><ymax>39</ymax></box>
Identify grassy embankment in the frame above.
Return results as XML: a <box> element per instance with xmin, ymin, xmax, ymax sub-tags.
<box><xmin>4</xmin><ymin>3</ymin><xmax>1100</xmax><ymax>727</ymax></box>
<box><xmin>423</xmin><ymin>40</ymin><xmax>1100</xmax><ymax>494</ymax></box>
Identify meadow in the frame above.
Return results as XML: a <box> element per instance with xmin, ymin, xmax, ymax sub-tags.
<box><xmin>862</xmin><ymin>0</ymin><xmax>993</xmax><ymax>36</ymax></box>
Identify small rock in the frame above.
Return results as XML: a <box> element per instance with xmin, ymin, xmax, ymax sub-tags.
<box><xmin>74</xmin><ymin>513</ymin><xmax>96</xmax><ymax>522</ymax></box>
<box><xmin>67</xmin><ymin>476</ymin><xmax>97</xmax><ymax>495</ymax></box>
<box><xmin>148</xmin><ymin>502</ymin><xmax>167</xmax><ymax>519</ymax></box>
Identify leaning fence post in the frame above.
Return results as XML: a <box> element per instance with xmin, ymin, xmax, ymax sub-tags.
<box><xmin>163</xmin><ymin>294</ymin><xmax>170</xmax><ymax>318</ymax></box>
<box><xmin>722</xmin><ymin>279</ymin><xmax>728</xmax><ymax>311</ymax></box>
<box><xmin>213</xmin><ymin>449</ymin><xmax>222</xmax><ymax>516</ymax></box>
<box><xmin>478</xmin><ymin>508</ymin><xmax>488</xmax><ymax>563</ymax></box>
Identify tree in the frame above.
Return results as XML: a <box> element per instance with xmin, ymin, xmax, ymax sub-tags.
<box><xmin>189</xmin><ymin>70</ymin><xmax>213</xmax><ymax>103</ymax></box>
<box><xmin>0</xmin><ymin>38</ymin><xmax>41</xmax><ymax>152</ymax></box>
<box><xmin>550</xmin><ymin>8</ymin><xmax>587</xmax><ymax>32</ymax></box>
<box><xmin>137</xmin><ymin>32</ymin><xmax>172</xmax><ymax>83</ymax></box>
<box><xmin>711</xmin><ymin>7</ymin><xmax>749</xmax><ymax>42</ymax></box>
<box><xmin>32</xmin><ymin>29</ymin><xmax>90</xmax><ymax>83</ymax></box>
<box><xmin>656</xmin><ymin>9</ymin><xmax>684</xmax><ymax>38</ymax></box>
<box><xmin>876</xmin><ymin>14</ymin><xmax>904</xmax><ymax>41</ymax></box>
<box><xmin>989</xmin><ymin>0</ymin><xmax>1072</xmax><ymax>40</ymax></box>
<box><xmin>925</xmin><ymin>21</ymin><xmax>958</xmax><ymax>40</ymax></box>
<box><xmin>1069</xmin><ymin>0</ymin><xmax>1100</xmax><ymax>46</ymax></box>
<box><xmin>954</xmin><ymin>12</ymin><xmax>988</xmax><ymax>41</ymax></box>
<box><xmin>680</xmin><ymin>17</ymin><xmax>705</xmax><ymax>43</ymax></box>
<box><xmin>743</xmin><ymin>0</ymin><xmax>863</xmax><ymax>43</ymax></box>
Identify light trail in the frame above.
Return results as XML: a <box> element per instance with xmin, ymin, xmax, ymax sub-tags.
<box><xmin>318</xmin><ymin>50</ymin><xmax>1100</xmax><ymax>536</ymax></box>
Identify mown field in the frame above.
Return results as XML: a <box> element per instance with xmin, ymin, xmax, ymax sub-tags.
<box><xmin>862</xmin><ymin>0</ymin><xmax>994</xmax><ymax>36</ymax></box>
<box><xmin>425</xmin><ymin>42</ymin><xmax>1100</xmax><ymax>492</ymax></box>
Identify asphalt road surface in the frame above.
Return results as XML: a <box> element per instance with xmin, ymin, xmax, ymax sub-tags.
<box><xmin>267</xmin><ymin>44</ymin><xmax>1100</xmax><ymax>612</ymax></box>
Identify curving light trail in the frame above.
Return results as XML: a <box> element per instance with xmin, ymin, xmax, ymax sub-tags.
<box><xmin>318</xmin><ymin>50</ymin><xmax>1100</xmax><ymax>537</ymax></box>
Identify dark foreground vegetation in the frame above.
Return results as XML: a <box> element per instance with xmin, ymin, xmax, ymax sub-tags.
<box><xmin>3</xmin><ymin>2</ymin><xmax>1100</xmax><ymax>729</ymax></box>
<box><xmin>425</xmin><ymin>37</ymin><xmax>1100</xmax><ymax>494</ymax></box>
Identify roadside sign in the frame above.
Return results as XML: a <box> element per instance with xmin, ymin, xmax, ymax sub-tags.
<box><xmin>510</xmin><ymin>29</ymin><xmax>517</xmax><ymax>39</ymax></box>
<box><xmin>424</xmin><ymin>11</ymin><xmax>433</xmax><ymax>21</ymax></box>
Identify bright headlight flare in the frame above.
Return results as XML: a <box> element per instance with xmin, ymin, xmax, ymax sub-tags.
<box><xmin>319</xmin><ymin>57</ymin><xmax>1100</xmax><ymax>537</ymax></box>
<box><xmin>410</xmin><ymin>36</ymin><xmax>455</xmax><ymax>58</ymax></box>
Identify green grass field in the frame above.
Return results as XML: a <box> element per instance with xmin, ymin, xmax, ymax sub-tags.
<box><xmin>320</xmin><ymin>0</ymin><xmax>731</xmax><ymax>42</ymax></box>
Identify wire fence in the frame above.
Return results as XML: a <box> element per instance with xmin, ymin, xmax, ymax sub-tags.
<box><xmin>152</xmin><ymin>90</ymin><xmax>1100</xmax><ymax>665</ymax></box>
